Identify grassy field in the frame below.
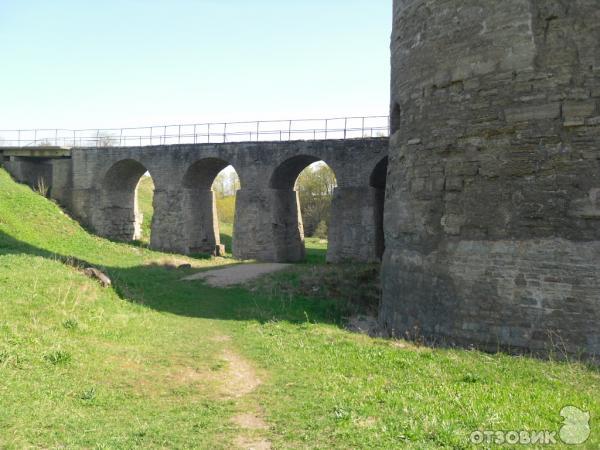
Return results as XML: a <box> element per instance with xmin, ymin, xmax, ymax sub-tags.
<box><xmin>1</xmin><ymin>167</ymin><xmax>599</xmax><ymax>449</ymax></box>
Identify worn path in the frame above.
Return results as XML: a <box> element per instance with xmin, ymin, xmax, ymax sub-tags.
<box><xmin>182</xmin><ymin>263</ymin><xmax>291</xmax><ymax>287</ymax></box>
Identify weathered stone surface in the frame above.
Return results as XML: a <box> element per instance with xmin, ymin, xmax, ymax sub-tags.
<box><xmin>563</xmin><ymin>101</ymin><xmax>597</xmax><ymax>121</ymax></box>
<box><xmin>328</xmin><ymin>186</ymin><xmax>385</xmax><ymax>263</ymax></box>
<box><xmin>504</xmin><ymin>103</ymin><xmax>561</xmax><ymax>123</ymax></box>
<box><xmin>382</xmin><ymin>0</ymin><xmax>600</xmax><ymax>358</ymax></box>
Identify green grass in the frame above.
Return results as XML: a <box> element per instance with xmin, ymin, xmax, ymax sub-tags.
<box><xmin>1</xmin><ymin>167</ymin><xmax>599</xmax><ymax>449</ymax></box>
<box><xmin>304</xmin><ymin>236</ymin><xmax>328</xmax><ymax>264</ymax></box>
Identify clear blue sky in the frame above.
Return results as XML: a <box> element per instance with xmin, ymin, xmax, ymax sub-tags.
<box><xmin>0</xmin><ymin>0</ymin><xmax>391</xmax><ymax>130</ymax></box>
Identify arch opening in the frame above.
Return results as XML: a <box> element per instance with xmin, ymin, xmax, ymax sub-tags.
<box><xmin>136</xmin><ymin>172</ymin><xmax>155</xmax><ymax>244</ymax></box>
<box><xmin>212</xmin><ymin>165</ymin><xmax>240</xmax><ymax>255</ymax></box>
<box><xmin>269</xmin><ymin>156</ymin><xmax>337</xmax><ymax>262</ymax></box>
<box><xmin>182</xmin><ymin>158</ymin><xmax>240</xmax><ymax>255</ymax></box>
<box><xmin>101</xmin><ymin>159</ymin><xmax>154</xmax><ymax>242</ymax></box>
<box><xmin>370</xmin><ymin>156</ymin><xmax>388</xmax><ymax>260</ymax></box>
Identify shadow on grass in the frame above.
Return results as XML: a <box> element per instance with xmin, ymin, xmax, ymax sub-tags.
<box><xmin>0</xmin><ymin>231</ymin><xmax>344</xmax><ymax>326</ymax></box>
<box><xmin>4</xmin><ymin>231</ymin><xmax>600</xmax><ymax>366</ymax></box>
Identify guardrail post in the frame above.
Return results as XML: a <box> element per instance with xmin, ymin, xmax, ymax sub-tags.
<box><xmin>256</xmin><ymin>121</ymin><xmax>260</xmax><ymax>142</ymax></box>
<box><xmin>344</xmin><ymin>118</ymin><xmax>347</xmax><ymax>139</ymax></box>
<box><xmin>288</xmin><ymin>120</ymin><xmax>292</xmax><ymax>141</ymax></box>
<box><xmin>178</xmin><ymin>125</ymin><xmax>181</xmax><ymax>144</ymax></box>
<box><xmin>193</xmin><ymin>124</ymin><xmax>197</xmax><ymax>144</ymax></box>
<box><xmin>223</xmin><ymin>123</ymin><xmax>227</xmax><ymax>143</ymax></box>
<box><xmin>325</xmin><ymin>119</ymin><xmax>328</xmax><ymax>139</ymax></box>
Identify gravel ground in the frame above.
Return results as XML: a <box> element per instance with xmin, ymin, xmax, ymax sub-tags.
<box><xmin>182</xmin><ymin>263</ymin><xmax>292</xmax><ymax>287</ymax></box>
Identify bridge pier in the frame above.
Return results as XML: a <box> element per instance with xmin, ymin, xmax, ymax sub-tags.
<box><xmin>271</xmin><ymin>189</ymin><xmax>305</xmax><ymax>262</ymax></box>
<box><xmin>328</xmin><ymin>186</ymin><xmax>384</xmax><ymax>263</ymax></box>
<box><xmin>234</xmin><ymin>185</ymin><xmax>384</xmax><ymax>264</ymax></box>
<box><xmin>233</xmin><ymin>188</ymin><xmax>305</xmax><ymax>262</ymax></box>
<box><xmin>150</xmin><ymin>188</ymin><xmax>222</xmax><ymax>255</ymax></box>
<box><xmin>182</xmin><ymin>188</ymin><xmax>220</xmax><ymax>254</ymax></box>
<box><xmin>150</xmin><ymin>188</ymin><xmax>187</xmax><ymax>254</ymax></box>
<box><xmin>233</xmin><ymin>188</ymin><xmax>270</xmax><ymax>261</ymax></box>
<box><xmin>96</xmin><ymin>197</ymin><xmax>143</xmax><ymax>241</ymax></box>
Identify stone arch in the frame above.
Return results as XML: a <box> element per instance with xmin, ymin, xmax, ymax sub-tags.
<box><xmin>183</xmin><ymin>157</ymin><xmax>233</xmax><ymax>189</ymax></box>
<box><xmin>181</xmin><ymin>157</ymin><xmax>240</xmax><ymax>255</ymax></box>
<box><xmin>268</xmin><ymin>155</ymin><xmax>338</xmax><ymax>262</ymax></box>
<box><xmin>99</xmin><ymin>158</ymin><xmax>152</xmax><ymax>241</ymax></box>
<box><xmin>370</xmin><ymin>156</ymin><xmax>388</xmax><ymax>260</ymax></box>
<box><xmin>269</xmin><ymin>155</ymin><xmax>335</xmax><ymax>190</ymax></box>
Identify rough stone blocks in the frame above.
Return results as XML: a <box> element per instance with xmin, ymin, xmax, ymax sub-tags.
<box><xmin>382</xmin><ymin>0</ymin><xmax>600</xmax><ymax>359</ymax></box>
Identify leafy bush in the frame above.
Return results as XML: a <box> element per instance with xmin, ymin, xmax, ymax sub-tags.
<box><xmin>314</xmin><ymin>220</ymin><xmax>328</xmax><ymax>239</ymax></box>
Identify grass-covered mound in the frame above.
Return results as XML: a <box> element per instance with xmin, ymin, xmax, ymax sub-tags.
<box><xmin>0</xmin><ymin>168</ymin><xmax>598</xmax><ymax>449</ymax></box>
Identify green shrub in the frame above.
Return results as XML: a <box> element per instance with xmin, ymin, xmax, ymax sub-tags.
<box><xmin>314</xmin><ymin>220</ymin><xmax>328</xmax><ymax>239</ymax></box>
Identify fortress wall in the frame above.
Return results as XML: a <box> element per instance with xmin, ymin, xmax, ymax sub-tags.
<box><xmin>382</xmin><ymin>0</ymin><xmax>600</xmax><ymax>357</ymax></box>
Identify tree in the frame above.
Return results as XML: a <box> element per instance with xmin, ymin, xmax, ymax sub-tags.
<box><xmin>213</xmin><ymin>172</ymin><xmax>228</xmax><ymax>198</ymax></box>
<box><xmin>96</xmin><ymin>132</ymin><xmax>117</xmax><ymax>148</ymax></box>
<box><xmin>213</xmin><ymin>168</ymin><xmax>240</xmax><ymax>198</ymax></box>
<box><xmin>295</xmin><ymin>162</ymin><xmax>337</xmax><ymax>238</ymax></box>
<box><xmin>213</xmin><ymin>167</ymin><xmax>240</xmax><ymax>224</ymax></box>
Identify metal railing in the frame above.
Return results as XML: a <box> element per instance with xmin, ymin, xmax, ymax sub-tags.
<box><xmin>0</xmin><ymin>116</ymin><xmax>389</xmax><ymax>148</ymax></box>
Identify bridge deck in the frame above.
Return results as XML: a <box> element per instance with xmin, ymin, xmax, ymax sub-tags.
<box><xmin>1</xmin><ymin>147</ymin><xmax>72</xmax><ymax>158</ymax></box>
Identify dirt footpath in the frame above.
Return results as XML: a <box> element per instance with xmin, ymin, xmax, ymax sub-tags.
<box><xmin>181</xmin><ymin>263</ymin><xmax>291</xmax><ymax>287</ymax></box>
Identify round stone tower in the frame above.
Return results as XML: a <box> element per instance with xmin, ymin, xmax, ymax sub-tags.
<box><xmin>381</xmin><ymin>0</ymin><xmax>600</xmax><ymax>357</ymax></box>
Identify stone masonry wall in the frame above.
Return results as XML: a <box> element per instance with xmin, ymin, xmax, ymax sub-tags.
<box><xmin>54</xmin><ymin>138</ymin><xmax>388</xmax><ymax>262</ymax></box>
<box><xmin>381</xmin><ymin>0</ymin><xmax>600</xmax><ymax>357</ymax></box>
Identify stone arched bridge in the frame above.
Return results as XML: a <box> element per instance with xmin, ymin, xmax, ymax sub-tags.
<box><xmin>4</xmin><ymin>138</ymin><xmax>389</xmax><ymax>262</ymax></box>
